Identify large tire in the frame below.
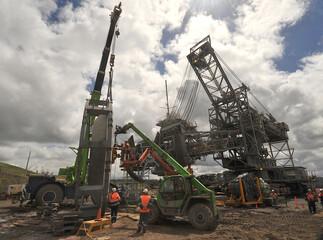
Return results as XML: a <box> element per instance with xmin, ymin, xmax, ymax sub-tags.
<box><xmin>208</xmin><ymin>210</ymin><xmax>219</xmax><ymax>231</ymax></box>
<box><xmin>35</xmin><ymin>184</ymin><xmax>64</xmax><ymax>205</ymax></box>
<box><xmin>148</xmin><ymin>202</ymin><xmax>161</xmax><ymax>224</ymax></box>
<box><xmin>189</xmin><ymin>203</ymin><xmax>216</xmax><ymax>230</ymax></box>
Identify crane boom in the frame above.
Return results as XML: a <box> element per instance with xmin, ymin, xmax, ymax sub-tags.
<box><xmin>115</xmin><ymin>123</ymin><xmax>212</xmax><ymax>195</ymax></box>
<box><xmin>59</xmin><ymin>3</ymin><xmax>122</xmax><ymax>184</ymax></box>
<box><xmin>93</xmin><ymin>3</ymin><xmax>122</xmax><ymax>98</ymax></box>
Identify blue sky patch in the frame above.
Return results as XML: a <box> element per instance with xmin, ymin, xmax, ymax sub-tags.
<box><xmin>47</xmin><ymin>0</ymin><xmax>84</xmax><ymax>24</ymax></box>
<box><xmin>86</xmin><ymin>76</ymin><xmax>95</xmax><ymax>93</ymax></box>
<box><xmin>155</xmin><ymin>54</ymin><xmax>178</xmax><ymax>75</ymax></box>
<box><xmin>274</xmin><ymin>0</ymin><xmax>323</xmax><ymax>73</ymax></box>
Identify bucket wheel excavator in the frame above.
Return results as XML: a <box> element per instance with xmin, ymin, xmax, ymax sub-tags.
<box><xmin>115</xmin><ymin>36</ymin><xmax>309</xmax><ymax>197</ymax></box>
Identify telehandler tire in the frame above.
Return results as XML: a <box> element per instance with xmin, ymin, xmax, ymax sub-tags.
<box><xmin>208</xmin><ymin>212</ymin><xmax>219</xmax><ymax>230</ymax></box>
<box><xmin>189</xmin><ymin>203</ymin><xmax>216</xmax><ymax>230</ymax></box>
<box><xmin>35</xmin><ymin>184</ymin><xmax>64</xmax><ymax>205</ymax></box>
<box><xmin>148</xmin><ymin>202</ymin><xmax>161</xmax><ymax>224</ymax></box>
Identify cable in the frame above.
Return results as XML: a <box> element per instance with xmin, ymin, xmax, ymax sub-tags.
<box><xmin>171</xmin><ymin>63</ymin><xmax>190</xmax><ymax>116</ymax></box>
<box><xmin>214</xmin><ymin>50</ymin><xmax>271</xmax><ymax>115</ymax></box>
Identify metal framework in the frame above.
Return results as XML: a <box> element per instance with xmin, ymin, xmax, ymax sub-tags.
<box><xmin>123</xmin><ymin>36</ymin><xmax>308</xmax><ymax>194</ymax></box>
<box><xmin>186</xmin><ymin>36</ymin><xmax>292</xmax><ymax>172</ymax></box>
<box><xmin>74</xmin><ymin>99</ymin><xmax>113</xmax><ymax>217</ymax></box>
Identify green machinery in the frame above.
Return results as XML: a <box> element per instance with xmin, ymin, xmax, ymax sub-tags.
<box><xmin>115</xmin><ymin>123</ymin><xmax>219</xmax><ymax>230</ymax></box>
<box><xmin>58</xmin><ymin>3</ymin><xmax>122</xmax><ymax>184</ymax></box>
<box><xmin>25</xmin><ymin>3</ymin><xmax>122</xmax><ymax>217</ymax></box>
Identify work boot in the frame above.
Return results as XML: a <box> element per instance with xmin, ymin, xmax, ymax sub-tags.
<box><xmin>136</xmin><ymin>227</ymin><xmax>141</xmax><ymax>233</ymax></box>
<box><xmin>143</xmin><ymin>229</ymin><xmax>146</xmax><ymax>233</ymax></box>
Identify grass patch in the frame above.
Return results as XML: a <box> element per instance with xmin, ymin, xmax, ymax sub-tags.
<box><xmin>0</xmin><ymin>162</ymin><xmax>35</xmax><ymax>193</ymax></box>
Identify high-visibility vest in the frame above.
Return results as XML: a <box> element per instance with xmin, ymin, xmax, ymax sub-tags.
<box><xmin>306</xmin><ymin>193</ymin><xmax>315</xmax><ymax>201</ymax></box>
<box><xmin>270</xmin><ymin>192</ymin><xmax>278</xmax><ymax>199</ymax></box>
<box><xmin>140</xmin><ymin>195</ymin><xmax>151</xmax><ymax>213</ymax></box>
<box><xmin>109</xmin><ymin>192</ymin><xmax>120</xmax><ymax>203</ymax></box>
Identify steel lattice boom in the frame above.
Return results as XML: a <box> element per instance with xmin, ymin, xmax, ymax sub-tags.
<box><xmin>186</xmin><ymin>35</ymin><xmax>291</xmax><ymax>172</ymax></box>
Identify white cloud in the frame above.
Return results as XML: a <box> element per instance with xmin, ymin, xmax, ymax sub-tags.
<box><xmin>0</xmin><ymin>0</ymin><xmax>322</xmax><ymax>179</ymax></box>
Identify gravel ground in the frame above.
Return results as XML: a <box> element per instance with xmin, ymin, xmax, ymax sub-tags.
<box><xmin>0</xmin><ymin>198</ymin><xmax>322</xmax><ymax>240</ymax></box>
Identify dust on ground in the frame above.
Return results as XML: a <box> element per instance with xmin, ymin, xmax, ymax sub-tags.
<box><xmin>0</xmin><ymin>199</ymin><xmax>322</xmax><ymax>240</ymax></box>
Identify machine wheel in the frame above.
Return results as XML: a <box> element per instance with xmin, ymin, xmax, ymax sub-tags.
<box><xmin>208</xmin><ymin>210</ymin><xmax>219</xmax><ymax>230</ymax></box>
<box><xmin>148</xmin><ymin>202</ymin><xmax>161</xmax><ymax>224</ymax></box>
<box><xmin>35</xmin><ymin>184</ymin><xmax>64</xmax><ymax>205</ymax></box>
<box><xmin>188</xmin><ymin>203</ymin><xmax>215</xmax><ymax>230</ymax></box>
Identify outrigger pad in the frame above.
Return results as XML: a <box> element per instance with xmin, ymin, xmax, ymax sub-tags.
<box><xmin>76</xmin><ymin>218</ymin><xmax>112</xmax><ymax>236</ymax></box>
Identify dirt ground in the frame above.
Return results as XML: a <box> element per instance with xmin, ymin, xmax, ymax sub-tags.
<box><xmin>0</xmin><ymin>199</ymin><xmax>322</xmax><ymax>240</ymax></box>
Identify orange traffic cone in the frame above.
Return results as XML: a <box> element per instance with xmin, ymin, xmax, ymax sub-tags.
<box><xmin>255</xmin><ymin>204</ymin><xmax>258</xmax><ymax>209</ymax></box>
<box><xmin>295</xmin><ymin>196</ymin><xmax>299</xmax><ymax>208</ymax></box>
<box><xmin>95</xmin><ymin>208</ymin><xmax>102</xmax><ymax>221</ymax></box>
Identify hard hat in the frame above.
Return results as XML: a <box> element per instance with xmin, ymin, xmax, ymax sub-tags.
<box><xmin>308</xmin><ymin>189</ymin><xmax>312</xmax><ymax>192</ymax></box>
<box><xmin>143</xmin><ymin>188</ymin><xmax>148</xmax><ymax>193</ymax></box>
<box><xmin>112</xmin><ymin>188</ymin><xmax>117</xmax><ymax>192</ymax></box>
<box><xmin>272</xmin><ymin>190</ymin><xmax>274</xmax><ymax>192</ymax></box>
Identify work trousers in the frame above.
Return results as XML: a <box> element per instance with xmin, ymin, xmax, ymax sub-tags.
<box><xmin>110</xmin><ymin>205</ymin><xmax>119</xmax><ymax>223</ymax></box>
<box><xmin>307</xmin><ymin>200</ymin><xmax>316</xmax><ymax>214</ymax></box>
<box><xmin>138</xmin><ymin>212</ymin><xmax>149</xmax><ymax>231</ymax></box>
<box><xmin>272</xmin><ymin>198</ymin><xmax>278</xmax><ymax>209</ymax></box>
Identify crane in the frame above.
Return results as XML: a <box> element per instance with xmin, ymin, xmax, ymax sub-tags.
<box><xmin>24</xmin><ymin>3</ymin><xmax>122</xmax><ymax>218</ymax></box>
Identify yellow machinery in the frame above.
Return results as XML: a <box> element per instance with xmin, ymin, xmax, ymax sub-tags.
<box><xmin>76</xmin><ymin>218</ymin><xmax>112</xmax><ymax>236</ymax></box>
<box><xmin>225</xmin><ymin>176</ymin><xmax>264</xmax><ymax>206</ymax></box>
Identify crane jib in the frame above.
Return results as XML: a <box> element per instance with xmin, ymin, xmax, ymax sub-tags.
<box><xmin>93</xmin><ymin>4</ymin><xmax>122</xmax><ymax>94</ymax></box>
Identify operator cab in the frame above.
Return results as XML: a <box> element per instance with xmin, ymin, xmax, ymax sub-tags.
<box><xmin>159</xmin><ymin>176</ymin><xmax>188</xmax><ymax>208</ymax></box>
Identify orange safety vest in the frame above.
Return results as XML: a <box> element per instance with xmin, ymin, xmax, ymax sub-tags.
<box><xmin>306</xmin><ymin>193</ymin><xmax>315</xmax><ymax>201</ymax></box>
<box><xmin>271</xmin><ymin>192</ymin><xmax>278</xmax><ymax>199</ymax></box>
<box><xmin>140</xmin><ymin>195</ymin><xmax>151</xmax><ymax>213</ymax></box>
<box><xmin>109</xmin><ymin>192</ymin><xmax>120</xmax><ymax>203</ymax></box>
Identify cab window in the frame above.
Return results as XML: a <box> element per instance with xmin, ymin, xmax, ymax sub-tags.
<box><xmin>160</xmin><ymin>177</ymin><xmax>186</xmax><ymax>201</ymax></box>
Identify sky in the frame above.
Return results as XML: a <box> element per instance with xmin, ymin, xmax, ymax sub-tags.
<box><xmin>0</xmin><ymin>0</ymin><xmax>322</xmax><ymax>179</ymax></box>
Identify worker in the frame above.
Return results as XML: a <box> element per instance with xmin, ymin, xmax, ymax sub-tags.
<box><xmin>270</xmin><ymin>190</ymin><xmax>278</xmax><ymax>209</ymax></box>
<box><xmin>108</xmin><ymin>188</ymin><xmax>121</xmax><ymax>223</ymax></box>
<box><xmin>305</xmin><ymin>189</ymin><xmax>317</xmax><ymax>214</ymax></box>
<box><xmin>137</xmin><ymin>188</ymin><xmax>151</xmax><ymax>234</ymax></box>
<box><xmin>319</xmin><ymin>189</ymin><xmax>323</xmax><ymax>207</ymax></box>
<box><xmin>130</xmin><ymin>146</ymin><xmax>137</xmax><ymax>161</ymax></box>
<box><xmin>124</xmin><ymin>141</ymin><xmax>130</xmax><ymax>161</ymax></box>
<box><xmin>120</xmin><ymin>143</ymin><xmax>125</xmax><ymax>162</ymax></box>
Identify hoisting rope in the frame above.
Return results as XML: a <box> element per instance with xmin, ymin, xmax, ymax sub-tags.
<box><xmin>107</xmin><ymin>28</ymin><xmax>120</xmax><ymax>102</ymax></box>
<box><xmin>214</xmin><ymin>50</ymin><xmax>271</xmax><ymax>116</ymax></box>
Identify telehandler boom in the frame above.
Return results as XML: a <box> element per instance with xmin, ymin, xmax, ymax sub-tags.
<box><xmin>115</xmin><ymin>123</ymin><xmax>219</xmax><ymax>230</ymax></box>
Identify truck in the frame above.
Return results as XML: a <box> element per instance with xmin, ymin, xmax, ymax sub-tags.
<box><xmin>24</xmin><ymin>3</ymin><xmax>122</xmax><ymax>211</ymax></box>
<box><xmin>115</xmin><ymin>123</ymin><xmax>219</xmax><ymax>230</ymax></box>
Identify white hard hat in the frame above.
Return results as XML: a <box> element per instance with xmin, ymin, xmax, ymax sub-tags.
<box><xmin>271</xmin><ymin>190</ymin><xmax>274</xmax><ymax>192</ymax></box>
<box><xmin>308</xmin><ymin>189</ymin><xmax>312</xmax><ymax>192</ymax></box>
<box><xmin>112</xmin><ymin>188</ymin><xmax>117</xmax><ymax>192</ymax></box>
<box><xmin>143</xmin><ymin>188</ymin><xmax>148</xmax><ymax>193</ymax></box>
